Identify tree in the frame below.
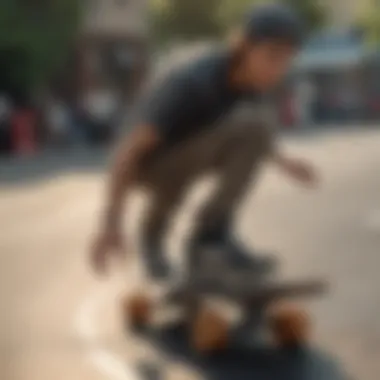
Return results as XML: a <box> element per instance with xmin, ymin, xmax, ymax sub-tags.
<box><xmin>217</xmin><ymin>0</ymin><xmax>257</xmax><ymax>32</ymax></box>
<box><xmin>151</xmin><ymin>0</ymin><xmax>222</xmax><ymax>43</ymax></box>
<box><xmin>0</xmin><ymin>0</ymin><xmax>82</xmax><ymax>101</ymax></box>
<box><xmin>282</xmin><ymin>0</ymin><xmax>326</xmax><ymax>33</ymax></box>
<box><xmin>358</xmin><ymin>1</ymin><xmax>380</xmax><ymax>47</ymax></box>
<box><xmin>151</xmin><ymin>0</ymin><xmax>326</xmax><ymax>45</ymax></box>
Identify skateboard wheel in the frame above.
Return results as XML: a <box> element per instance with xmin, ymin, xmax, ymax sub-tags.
<box><xmin>268</xmin><ymin>303</ymin><xmax>310</xmax><ymax>347</ymax></box>
<box><xmin>191</xmin><ymin>307</ymin><xmax>229</xmax><ymax>354</ymax></box>
<box><xmin>124</xmin><ymin>293</ymin><xmax>152</xmax><ymax>329</ymax></box>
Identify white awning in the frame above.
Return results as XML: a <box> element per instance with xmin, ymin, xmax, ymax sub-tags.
<box><xmin>294</xmin><ymin>47</ymin><xmax>367</xmax><ymax>71</ymax></box>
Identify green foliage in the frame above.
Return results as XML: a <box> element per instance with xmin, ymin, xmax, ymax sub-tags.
<box><xmin>0</xmin><ymin>0</ymin><xmax>82</xmax><ymax>98</ymax></box>
<box><xmin>358</xmin><ymin>7</ymin><xmax>380</xmax><ymax>47</ymax></box>
<box><xmin>217</xmin><ymin>0</ymin><xmax>259</xmax><ymax>31</ymax></box>
<box><xmin>282</xmin><ymin>0</ymin><xmax>326</xmax><ymax>34</ymax></box>
<box><xmin>151</xmin><ymin>0</ymin><xmax>326</xmax><ymax>44</ymax></box>
<box><xmin>151</xmin><ymin>0</ymin><xmax>222</xmax><ymax>43</ymax></box>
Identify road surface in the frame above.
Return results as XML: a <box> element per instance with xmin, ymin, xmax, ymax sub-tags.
<box><xmin>1</xmin><ymin>128</ymin><xmax>380</xmax><ymax>380</ymax></box>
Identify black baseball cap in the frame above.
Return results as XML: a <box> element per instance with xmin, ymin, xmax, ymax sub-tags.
<box><xmin>243</xmin><ymin>4</ymin><xmax>304</xmax><ymax>47</ymax></box>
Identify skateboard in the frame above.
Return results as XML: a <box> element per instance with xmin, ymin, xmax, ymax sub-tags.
<box><xmin>124</xmin><ymin>246</ymin><xmax>328</xmax><ymax>354</ymax></box>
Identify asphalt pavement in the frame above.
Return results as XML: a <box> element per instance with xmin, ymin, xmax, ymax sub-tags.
<box><xmin>1</xmin><ymin>127</ymin><xmax>380</xmax><ymax>380</ymax></box>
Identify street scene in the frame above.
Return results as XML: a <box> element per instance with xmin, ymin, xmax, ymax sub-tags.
<box><xmin>1</xmin><ymin>0</ymin><xmax>380</xmax><ymax>380</ymax></box>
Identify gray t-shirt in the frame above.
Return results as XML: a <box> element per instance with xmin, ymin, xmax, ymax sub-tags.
<box><xmin>136</xmin><ymin>47</ymin><xmax>262</xmax><ymax>146</ymax></box>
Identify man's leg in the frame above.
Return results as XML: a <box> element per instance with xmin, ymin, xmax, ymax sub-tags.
<box><xmin>137</xmin><ymin>114</ymin><xmax>274</xmax><ymax>282</ymax></box>
<box><xmin>136</xmin><ymin>123</ymin><xmax>246</xmax><ymax>283</ymax></box>
<box><xmin>136</xmin><ymin>133</ymin><xmax>215</xmax><ymax>283</ymax></box>
<box><xmin>189</xmin><ymin>121</ymin><xmax>275</xmax><ymax>271</ymax></box>
<box><xmin>138</xmin><ymin>187</ymin><xmax>186</xmax><ymax>282</ymax></box>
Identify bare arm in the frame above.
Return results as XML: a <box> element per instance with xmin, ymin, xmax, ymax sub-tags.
<box><xmin>271</xmin><ymin>149</ymin><xmax>318</xmax><ymax>186</ymax></box>
<box><xmin>91</xmin><ymin>124</ymin><xmax>161</xmax><ymax>275</ymax></box>
<box><xmin>102</xmin><ymin>124</ymin><xmax>161</xmax><ymax>233</ymax></box>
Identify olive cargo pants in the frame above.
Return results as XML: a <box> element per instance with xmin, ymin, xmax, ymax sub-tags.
<box><xmin>135</xmin><ymin>110</ymin><xmax>273</xmax><ymax>281</ymax></box>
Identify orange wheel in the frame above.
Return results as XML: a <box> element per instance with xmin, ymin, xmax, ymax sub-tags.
<box><xmin>190</xmin><ymin>306</ymin><xmax>229</xmax><ymax>354</ymax></box>
<box><xmin>268</xmin><ymin>303</ymin><xmax>310</xmax><ymax>347</ymax></box>
<box><xmin>124</xmin><ymin>293</ymin><xmax>152</xmax><ymax>328</ymax></box>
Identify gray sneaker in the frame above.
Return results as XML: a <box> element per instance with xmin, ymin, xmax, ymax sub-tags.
<box><xmin>142</xmin><ymin>245</ymin><xmax>172</xmax><ymax>281</ymax></box>
<box><xmin>224</xmin><ymin>240</ymin><xmax>278</xmax><ymax>275</ymax></box>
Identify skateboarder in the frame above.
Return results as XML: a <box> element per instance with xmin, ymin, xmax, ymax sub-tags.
<box><xmin>91</xmin><ymin>5</ymin><xmax>318</xmax><ymax>282</ymax></box>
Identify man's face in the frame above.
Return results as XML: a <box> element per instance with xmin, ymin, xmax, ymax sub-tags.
<box><xmin>243</xmin><ymin>41</ymin><xmax>296</xmax><ymax>91</ymax></box>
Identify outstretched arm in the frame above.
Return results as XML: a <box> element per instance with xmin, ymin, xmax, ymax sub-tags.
<box><xmin>271</xmin><ymin>150</ymin><xmax>318</xmax><ymax>187</ymax></box>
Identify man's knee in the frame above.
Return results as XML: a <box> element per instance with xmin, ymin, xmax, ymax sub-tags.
<box><xmin>225</xmin><ymin>102</ymin><xmax>274</xmax><ymax>147</ymax></box>
<box><xmin>219</xmin><ymin>121</ymin><xmax>272</xmax><ymax>163</ymax></box>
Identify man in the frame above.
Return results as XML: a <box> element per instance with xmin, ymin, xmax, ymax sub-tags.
<box><xmin>91</xmin><ymin>5</ymin><xmax>318</xmax><ymax>283</ymax></box>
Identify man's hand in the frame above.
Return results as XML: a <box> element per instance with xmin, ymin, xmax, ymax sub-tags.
<box><xmin>283</xmin><ymin>158</ymin><xmax>318</xmax><ymax>186</ymax></box>
<box><xmin>91</xmin><ymin>227</ymin><xmax>126</xmax><ymax>275</ymax></box>
<box><xmin>273</xmin><ymin>154</ymin><xmax>318</xmax><ymax>187</ymax></box>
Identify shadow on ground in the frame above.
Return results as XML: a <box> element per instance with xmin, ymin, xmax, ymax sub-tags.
<box><xmin>136</xmin><ymin>323</ymin><xmax>347</xmax><ymax>380</ymax></box>
<box><xmin>0</xmin><ymin>147</ymin><xmax>109</xmax><ymax>187</ymax></box>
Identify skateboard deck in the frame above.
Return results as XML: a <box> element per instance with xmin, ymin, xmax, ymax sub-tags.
<box><xmin>166</xmin><ymin>278</ymin><xmax>327</xmax><ymax>305</ymax></box>
<box><xmin>126</xmin><ymin>245</ymin><xmax>329</xmax><ymax>355</ymax></box>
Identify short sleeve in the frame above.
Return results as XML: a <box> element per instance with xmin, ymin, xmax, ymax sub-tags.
<box><xmin>138</xmin><ymin>72</ymin><xmax>198</xmax><ymax>140</ymax></box>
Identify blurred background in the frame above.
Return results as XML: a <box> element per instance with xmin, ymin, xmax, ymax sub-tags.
<box><xmin>1</xmin><ymin>1</ymin><xmax>380</xmax><ymax>380</ymax></box>
<box><xmin>0</xmin><ymin>0</ymin><xmax>380</xmax><ymax>155</ymax></box>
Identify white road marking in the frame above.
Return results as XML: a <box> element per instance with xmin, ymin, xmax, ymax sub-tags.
<box><xmin>75</xmin><ymin>291</ymin><xmax>101</xmax><ymax>341</ymax></box>
<box><xmin>88</xmin><ymin>348</ymin><xmax>139</xmax><ymax>380</ymax></box>
<box><xmin>74</xmin><ymin>282</ymin><xmax>142</xmax><ymax>380</ymax></box>
<box><xmin>71</xmin><ymin>179</ymin><xmax>221</xmax><ymax>380</ymax></box>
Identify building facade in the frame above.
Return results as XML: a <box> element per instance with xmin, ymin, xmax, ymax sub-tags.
<box><xmin>71</xmin><ymin>0</ymin><xmax>149</xmax><ymax>103</ymax></box>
